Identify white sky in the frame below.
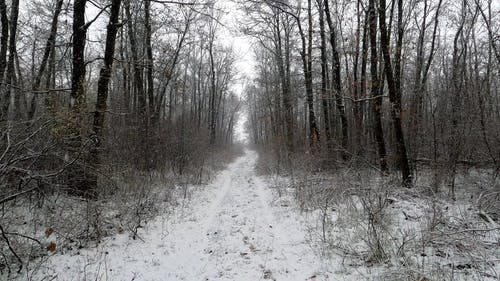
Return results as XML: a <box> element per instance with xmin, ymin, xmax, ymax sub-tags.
<box><xmin>218</xmin><ymin>0</ymin><xmax>257</xmax><ymax>96</ymax></box>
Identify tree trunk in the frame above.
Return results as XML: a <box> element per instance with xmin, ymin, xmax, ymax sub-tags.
<box><xmin>69</xmin><ymin>0</ymin><xmax>91</xmax><ymax>197</ymax></box>
<box><xmin>0</xmin><ymin>0</ymin><xmax>7</xmax><ymax>122</ymax></box>
<box><xmin>369</xmin><ymin>0</ymin><xmax>387</xmax><ymax>172</ymax></box>
<box><xmin>324</xmin><ymin>0</ymin><xmax>348</xmax><ymax>159</ymax></box>
<box><xmin>317</xmin><ymin>0</ymin><xmax>330</xmax><ymax>146</ymax></box>
<box><xmin>0</xmin><ymin>0</ymin><xmax>7</xmax><ymax>84</ymax></box>
<box><xmin>378</xmin><ymin>0</ymin><xmax>412</xmax><ymax>186</ymax></box>
<box><xmin>144</xmin><ymin>0</ymin><xmax>154</xmax><ymax>117</ymax></box>
<box><xmin>273</xmin><ymin>11</ymin><xmax>294</xmax><ymax>153</ymax></box>
<box><xmin>89</xmin><ymin>0</ymin><xmax>122</xmax><ymax>191</ymax></box>
<box><xmin>352</xmin><ymin>0</ymin><xmax>363</xmax><ymax>154</ymax></box>
<box><xmin>208</xmin><ymin>38</ymin><xmax>217</xmax><ymax>144</ymax></box>
<box><xmin>5</xmin><ymin>0</ymin><xmax>19</xmax><ymax>119</ymax></box>
<box><xmin>125</xmin><ymin>0</ymin><xmax>148</xmax><ymax>169</ymax></box>
<box><xmin>358</xmin><ymin>9</ymin><xmax>369</xmax><ymax>154</ymax></box>
<box><xmin>298</xmin><ymin>0</ymin><xmax>319</xmax><ymax>147</ymax></box>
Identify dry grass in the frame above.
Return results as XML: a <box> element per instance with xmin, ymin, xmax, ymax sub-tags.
<box><xmin>258</xmin><ymin>147</ymin><xmax>500</xmax><ymax>281</ymax></box>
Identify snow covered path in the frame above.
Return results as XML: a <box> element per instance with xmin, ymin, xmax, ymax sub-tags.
<box><xmin>32</xmin><ymin>149</ymin><xmax>330</xmax><ymax>281</ymax></box>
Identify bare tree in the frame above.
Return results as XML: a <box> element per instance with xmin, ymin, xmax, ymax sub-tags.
<box><xmin>324</xmin><ymin>0</ymin><xmax>348</xmax><ymax>158</ymax></box>
<box><xmin>378</xmin><ymin>0</ymin><xmax>411</xmax><ymax>185</ymax></box>
<box><xmin>90</xmin><ymin>0</ymin><xmax>123</xmax><ymax>191</ymax></box>
<box><xmin>28</xmin><ymin>0</ymin><xmax>64</xmax><ymax>119</ymax></box>
<box><xmin>368</xmin><ymin>0</ymin><xmax>387</xmax><ymax>172</ymax></box>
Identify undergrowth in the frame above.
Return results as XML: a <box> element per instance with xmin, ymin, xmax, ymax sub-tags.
<box><xmin>256</xmin><ymin>147</ymin><xmax>500</xmax><ymax>281</ymax></box>
<box><xmin>0</xmin><ymin>144</ymin><xmax>243</xmax><ymax>279</ymax></box>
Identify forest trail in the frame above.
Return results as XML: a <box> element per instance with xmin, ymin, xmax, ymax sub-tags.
<box><xmin>34</xmin><ymin>149</ymin><xmax>330</xmax><ymax>281</ymax></box>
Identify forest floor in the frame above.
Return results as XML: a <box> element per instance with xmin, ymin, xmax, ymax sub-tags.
<box><xmin>26</xmin><ymin>149</ymin><xmax>337</xmax><ymax>280</ymax></box>
<box><xmin>14</xmin><ymin>148</ymin><xmax>500</xmax><ymax>281</ymax></box>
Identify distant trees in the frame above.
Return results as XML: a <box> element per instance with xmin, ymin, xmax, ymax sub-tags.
<box><xmin>0</xmin><ymin>0</ymin><xmax>498</xmax><ymax>196</ymax></box>
<box><xmin>244</xmin><ymin>0</ymin><xmax>500</xmax><ymax>188</ymax></box>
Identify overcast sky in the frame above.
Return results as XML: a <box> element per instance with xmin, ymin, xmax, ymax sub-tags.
<box><xmin>218</xmin><ymin>0</ymin><xmax>255</xmax><ymax>142</ymax></box>
<box><xmin>219</xmin><ymin>0</ymin><xmax>256</xmax><ymax>96</ymax></box>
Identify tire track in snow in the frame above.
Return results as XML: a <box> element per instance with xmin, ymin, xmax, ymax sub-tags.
<box><xmin>200</xmin><ymin>150</ymin><xmax>328</xmax><ymax>281</ymax></box>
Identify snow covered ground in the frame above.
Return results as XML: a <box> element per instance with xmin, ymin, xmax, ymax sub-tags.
<box><xmin>23</xmin><ymin>150</ymin><xmax>334</xmax><ymax>281</ymax></box>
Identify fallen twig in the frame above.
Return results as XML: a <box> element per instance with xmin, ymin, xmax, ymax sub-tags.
<box><xmin>0</xmin><ymin>224</ymin><xmax>23</xmax><ymax>274</ymax></box>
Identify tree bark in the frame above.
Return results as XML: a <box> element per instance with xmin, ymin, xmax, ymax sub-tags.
<box><xmin>378</xmin><ymin>0</ymin><xmax>412</xmax><ymax>185</ymax></box>
<box><xmin>68</xmin><ymin>0</ymin><xmax>90</xmax><ymax>197</ymax></box>
<box><xmin>144</xmin><ymin>0</ymin><xmax>154</xmax><ymax>116</ymax></box>
<box><xmin>317</xmin><ymin>0</ymin><xmax>330</xmax><ymax>146</ymax></box>
<box><xmin>358</xmin><ymin>8</ymin><xmax>370</xmax><ymax>154</ymax></box>
<box><xmin>0</xmin><ymin>0</ymin><xmax>7</xmax><ymax>84</ymax></box>
<box><xmin>4</xmin><ymin>0</ymin><xmax>19</xmax><ymax>119</ymax></box>
<box><xmin>0</xmin><ymin>0</ymin><xmax>7</xmax><ymax>120</ymax></box>
<box><xmin>125</xmin><ymin>0</ymin><xmax>149</xmax><ymax>168</ymax></box>
<box><xmin>324</xmin><ymin>0</ymin><xmax>348</xmax><ymax>159</ymax></box>
<box><xmin>90</xmin><ymin>0</ymin><xmax>123</xmax><ymax>190</ymax></box>
<box><xmin>208</xmin><ymin>36</ymin><xmax>217</xmax><ymax>144</ymax></box>
<box><xmin>299</xmin><ymin>0</ymin><xmax>319</xmax><ymax>147</ymax></box>
<box><xmin>369</xmin><ymin>0</ymin><xmax>387</xmax><ymax>172</ymax></box>
<box><xmin>273</xmin><ymin>11</ymin><xmax>294</xmax><ymax>153</ymax></box>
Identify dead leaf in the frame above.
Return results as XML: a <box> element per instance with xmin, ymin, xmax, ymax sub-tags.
<box><xmin>45</xmin><ymin>227</ymin><xmax>54</xmax><ymax>238</ymax></box>
<box><xmin>47</xmin><ymin>243</ymin><xmax>57</xmax><ymax>253</ymax></box>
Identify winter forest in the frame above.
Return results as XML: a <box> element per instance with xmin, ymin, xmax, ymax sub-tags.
<box><xmin>0</xmin><ymin>0</ymin><xmax>499</xmax><ymax>280</ymax></box>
